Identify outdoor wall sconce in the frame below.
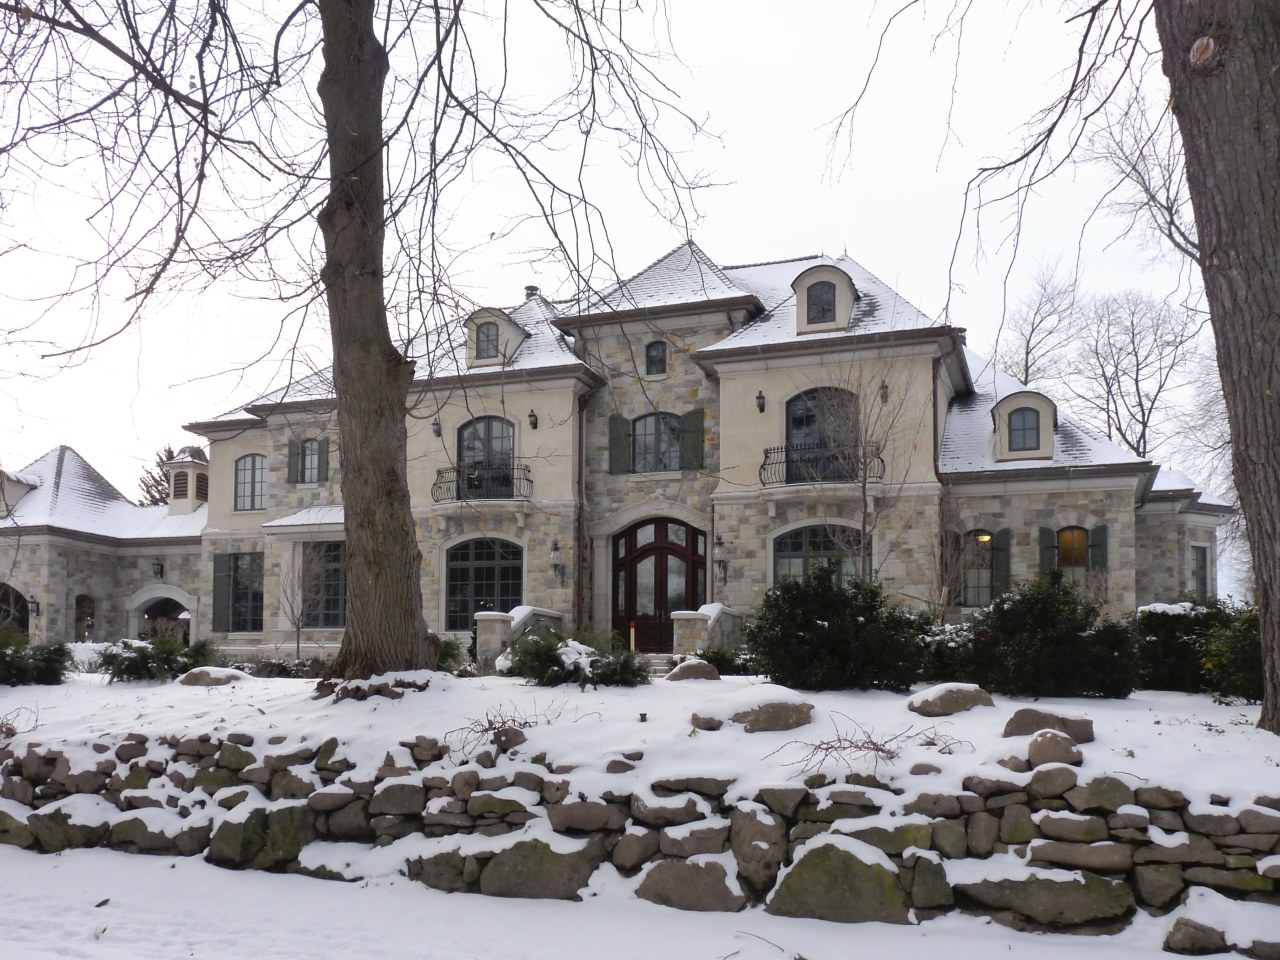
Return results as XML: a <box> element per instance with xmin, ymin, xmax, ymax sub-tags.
<box><xmin>755</xmin><ymin>390</ymin><xmax>766</xmax><ymax>413</ymax></box>
<box><xmin>528</xmin><ymin>409</ymin><xmax>539</xmax><ymax>430</ymax></box>
<box><xmin>431</xmin><ymin>417</ymin><xmax>442</xmax><ymax>437</ymax></box>
<box><xmin>549</xmin><ymin>538</ymin><xmax>566</xmax><ymax>586</ymax></box>
<box><xmin>713</xmin><ymin>533</ymin><xmax>730</xmax><ymax>584</ymax></box>
<box><xmin>152</xmin><ymin>559</ymin><xmax>165</xmax><ymax>579</ymax></box>
<box><xmin>879</xmin><ymin>380</ymin><xmax>890</xmax><ymax>405</ymax></box>
<box><xmin>975</xmin><ymin>531</ymin><xmax>993</xmax><ymax>543</ymax></box>
<box><xmin>29</xmin><ymin>599</ymin><xmax>40</xmax><ymax>617</ymax></box>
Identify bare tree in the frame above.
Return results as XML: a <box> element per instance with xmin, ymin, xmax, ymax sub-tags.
<box><xmin>0</xmin><ymin>2</ymin><xmax>698</xmax><ymax>679</ymax></box>
<box><xmin>838</xmin><ymin>2</ymin><xmax>1280</xmax><ymax>733</ymax></box>
<box><xmin>1064</xmin><ymin>290</ymin><xmax>1205</xmax><ymax>459</ymax></box>
<box><xmin>279</xmin><ymin>541</ymin><xmax>324</xmax><ymax>662</ymax></box>
<box><xmin>995</xmin><ymin>266</ymin><xmax>1079</xmax><ymax>390</ymax></box>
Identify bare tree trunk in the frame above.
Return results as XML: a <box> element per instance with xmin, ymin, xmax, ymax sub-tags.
<box><xmin>1154</xmin><ymin>0</ymin><xmax>1280</xmax><ymax>731</ymax></box>
<box><xmin>316</xmin><ymin>0</ymin><xmax>435</xmax><ymax>678</ymax></box>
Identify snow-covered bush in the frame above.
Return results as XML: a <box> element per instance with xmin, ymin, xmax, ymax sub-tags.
<box><xmin>501</xmin><ymin>628</ymin><xmax>649</xmax><ymax>689</ymax></box>
<box><xmin>0</xmin><ymin>625</ymin><xmax>70</xmax><ymax>686</ymax></box>
<box><xmin>97</xmin><ymin>637</ymin><xmax>216</xmax><ymax>683</ymax></box>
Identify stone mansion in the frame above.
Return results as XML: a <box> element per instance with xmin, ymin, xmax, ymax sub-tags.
<box><xmin>0</xmin><ymin>242</ymin><xmax>1231</xmax><ymax>657</ymax></box>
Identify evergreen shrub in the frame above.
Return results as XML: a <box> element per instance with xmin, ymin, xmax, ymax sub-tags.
<box><xmin>501</xmin><ymin>627</ymin><xmax>650</xmax><ymax>689</ymax></box>
<box><xmin>98</xmin><ymin>637</ymin><xmax>216</xmax><ymax>682</ymax></box>
<box><xmin>0</xmin><ymin>628</ymin><xmax>70</xmax><ymax>686</ymax></box>
<box><xmin>1132</xmin><ymin>600</ymin><xmax>1232</xmax><ymax>692</ymax></box>
<box><xmin>1201</xmin><ymin>602</ymin><xmax>1264</xmax><ymax>704</ymax></box>
<box><xmin>744</xmin><ymin>565</ymin><xmax>930</xmax><ymax>692</ymax></box>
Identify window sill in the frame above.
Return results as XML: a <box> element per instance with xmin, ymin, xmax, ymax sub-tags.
<box><xmin>232</xmin><ymin>508</ymin><xmax>266</xmax><ymax>514</ymax></box>
<box><xmin>641</xmin><ymin>373</ymin><xmax>667</xmax><ymax>381</ymax></box>
<box><xmin>628</xmin><ymin>470</ymin><xmax>682</xmax><ymax>482</ymax></box>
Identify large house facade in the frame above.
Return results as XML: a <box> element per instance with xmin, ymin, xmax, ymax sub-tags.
<box><xmin>1</xmin><ymin>243</ymin><xmax>1231</xmax><ymax>657</ymax></box>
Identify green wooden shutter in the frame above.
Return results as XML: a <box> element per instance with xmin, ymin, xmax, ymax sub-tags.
<box><xmin>992</xmin><ymin>528</ymin><xmax>1013</xmax><ymax>596</ymax></box>
<box><xmin>212</xmin><ymin>554</ymin><xmax>232</xmax><ymax>632</ymax></box>
<box><xmin>317</xmin><ymin>437</ymin><xmax>330</xmax><ymax>482</ymax></box>
<box><xmin>1038</xmin><ymin>527</ymin><xmax>1058</xmax><ymax>576</ymax></box>
<box><xmin>680</xmin><ymin>408</ymin><xmax>705</xmax><ymax>470</ymax></box>
<box><xmin>608</xmin><ymin>414</ymin><xmax>632</xmax><ymax>474</ymax></box>
<box><xmin>286</xmin><ymin>440</ymin><xmax>300</xmax><ymax>484</ymax></box>
<box><xmin>1088</xmin><ymin>524</ymin><xmax>1108</xmax><ymax>570</ymax></box>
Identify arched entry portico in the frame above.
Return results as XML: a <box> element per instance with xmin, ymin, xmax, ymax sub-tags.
<box><xmin>125</xmin><ymin>584</ymin><xmax>199</xmax><ymax>645</ymax></box>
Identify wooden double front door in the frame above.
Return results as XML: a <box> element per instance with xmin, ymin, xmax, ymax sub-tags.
<box><xmin>612</xmin><ymin>519</ymin><xmax>707</xmax><ymax>653</ymax></box>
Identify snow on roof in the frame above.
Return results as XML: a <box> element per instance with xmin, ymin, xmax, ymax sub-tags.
<box><xmin>1150</xmin><ymin>465</ymin><xmax>1234</xmax><ymax>510</ymax></box>
<box><xmin>938</xmin><ymin>348</ymin><xmax>1151</xmax><ymax>476</ymax></box>
<box><xmin>702</xmin><ymin>253</ymin><xmax>941</xmax><ymax>353</ymax></box>
<box><xmin>1</xmin><ymin>469</ymin><xmax>40</xmax><ymax>488</ymax></box>
<box><xmin>570</xmin><ymin>240</ymin><xmax>752</xmax><ymax>317</ymax></box>
<box><xmin>262</xmin><ymin>505</ymin><xmax>345</xmax><ymax>528</ymax></box>
<box><xmin>2</xmin><ymin>446</ymin><xmax>206</xmax><ymax>540</ymax></box>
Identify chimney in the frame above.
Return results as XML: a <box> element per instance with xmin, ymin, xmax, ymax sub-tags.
<box><xmin>524</xmin><ymin>285</ymin><xmax>539</xmax><ymax>300</ymax></box>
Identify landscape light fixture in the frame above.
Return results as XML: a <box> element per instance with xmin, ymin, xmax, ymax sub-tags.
<box><xmin>755</xmin><ymin>390</ymin><xmax>766</xmax><ymax>413</ymax></box>
<box><xmin>152</xmin><ymin>559</ymin><xmax>165</xmax><ymax>579</ymax></box>
<box><xmin>528</xmin><ymin>409</ymin><xmax>539</xmax><ymax>430</ymax></box>
<box><xmin>431</xmin><ymin>418</ymin><xmax>442</xmax><ymax>437</ymax></box>
<box><xmin>549</xmin><ymin>538</ymin><xmax>566</xmax><ymax>586</ymax></box>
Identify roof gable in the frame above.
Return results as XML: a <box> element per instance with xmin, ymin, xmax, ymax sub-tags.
<box><xmin>568</xmin><ymin>240</ymin><xmax>757</xmax><ymax>319</ymax></box>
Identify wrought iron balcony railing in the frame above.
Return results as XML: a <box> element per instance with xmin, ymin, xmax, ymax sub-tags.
<box><xmin>758</xmin><ymin>442</ymin><xmax>886</xmax><ymax>486</ymax></box>
<box><xmin>432</xmin><ymin>461</ymin><xmax>532</xmax><ymax>502</ymax></box>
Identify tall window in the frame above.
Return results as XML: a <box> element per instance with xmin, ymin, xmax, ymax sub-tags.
<box><xmin>172</xmin><ymin>471</ymin><xmax>189</xmax><ymax>499</ymax></box>
<box><xmin>234</xmin><ymin>454</ymin><xmax>266</xmax><ymax>510</ymax></box>
<box><xmin>74</xmin><ymin>594</ymin><xmax>95</xmax><ymax>640</ymax></box>
<box><xmin>231</xmin><ymin>553</ymin><xmax>264</xmax><ymax>631</ymax></box>
<box><xmin>446</xmin><ymin>538</ymin><xmax>522</xmax><ymax>631</ymax></box>
<box><xmin>476</xmin><ymin>321</ymin><xmax>499</xmax><ymax>360</ymax></box>
<box><xmin>300</xmin><ymin>438</ymin><xmax>320</xmax><ymax>483</ymax></box>
<box><xmin>963</xmin><ymin>531</ymin><xmax>994</xmax><ymax>607</ymax></box>
<box><xmin>785</xmin><ymin>388</ymin><xmax>859</xmax><ymax>482</ymax></box>
<box><xmin>773</xmin><ymin>524</ymin><xmax>867</xmax><ymax>584</ymax></box>
<box><xmin>1192</xmin><ymin>545</ymin><xmax>1209</xmax><ymax>600</ymax></box>
<box><xmin>458</xmin><ymin>416</ymin><xmax>515</xmax><ymax>498</ymax></box>
<box><xmin>1009</xmin><ymin>407</ymin><xmax>1040</xmax><ymax>451</ymax></box>
<box><xmin>645</xmin><ymin>341</ymin><xmax>667</xmax><ymax>376</ymax></box>
<box><xmin>632</xmin><ymin>412</ymin><xmax>683</xmax><ymax>472</ymax></box>
<box><xmin>807</xmin><ymin>280</ymin><xmax>836</xmax><ymax>324</ymax></box>
<box><xmin>302</xmin><ymin>542</ymin><xmax>346</xmax><ymax>628</ymax></box>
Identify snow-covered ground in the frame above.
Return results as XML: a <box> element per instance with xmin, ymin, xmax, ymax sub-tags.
<box><xmin>2</xmin><ymin>670</ymin><xmax>1278</xmax><ymax>960</ymax></box>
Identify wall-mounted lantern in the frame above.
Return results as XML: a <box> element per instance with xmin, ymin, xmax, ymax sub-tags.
<box><xmin>880</xmin><ymin>380</ymin><xmax>890</xmax><ymax>405</ymax></box>
<box><xmin>755</xmin><ymin>390</ymin><xmax>766</xmax><ymax>413</ymax></box>
<box><xmin>152</xmin><ymin>559</ymin><xmax>165</xmax><ymax>579</ymax></box>
<box><xmin>549</xmin><ymin>538</ymin><xmax>566</xmax><ymax>586</ymax></box>
<box><xmin>713</xmin><ymin>533</ymin><xmax>731</xmax><ymax>584</ymax></box>
<box><xmin>528</xmin><ymin>409</ymin><xmax>539</xmax><ymax>430</ymax></box>
<box><xmin>431</xmin><ymin>417</ymin><xmax>442</xmax><ymax>437</ymax></box>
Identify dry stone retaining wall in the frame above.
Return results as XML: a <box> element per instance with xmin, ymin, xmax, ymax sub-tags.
<box><xmin>2</xmin><ymin>705</ymin><xmax>1279</xmax><ymax>950</ymax></box>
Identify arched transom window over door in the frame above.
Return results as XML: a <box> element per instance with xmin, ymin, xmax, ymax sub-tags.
<box><xmin>612</xmin><ymin>519</ymin><xmax>706</xmax><ymax>654</ymax></box>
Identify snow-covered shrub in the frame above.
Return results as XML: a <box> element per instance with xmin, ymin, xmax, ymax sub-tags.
<box><xmin>97</xmin><ymin>637</ymin><xmax>216</xmax><ymax>683</ymax></box>
<box><xmin>744</xmin><ymin>565</ymin><xmax>930</xmax><ymax>692</ymax></box>
<box><xmin>1132</xmin><ymin>600</ymin><xmax>1229</xmax><ymax>693</ymax></box>
<box><xmin>966</xmin><ymin>570</ymin><xmax>1137</xmax><ymax>698</ymax></box>
<box><xmin>502</xmin><ymin>628</ymin><xmax>649</xmax><ymax>689</ymax></box>
<box><xmin>0</xmin><ymin>626</ymin><xmax>70</xmax><ymax>686</ymax></box>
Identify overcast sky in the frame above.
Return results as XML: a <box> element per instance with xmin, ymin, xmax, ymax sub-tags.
<box><xmin>0</xmin><ymin>2</ymin><xmax>1192</xmax><ymax>498</ymax></box>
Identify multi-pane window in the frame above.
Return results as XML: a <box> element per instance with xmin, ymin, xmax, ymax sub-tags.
<box><xmin>807</xmin><ymin>280</ymin><xmax>836</xmax><ymax>324</ymax></box>
<box><xmin>446</xmin><ymin>538</ymin><xmax>522</xmax><ymax>631</ymax></box>
<box><xmin>632</xmin><ymin>413</ymin><xmax>683</xmax><ymax>472</ymax></box>
<box><xmin>476</xmin><ymin>321</ymin><xmax>499</xmax><ymax>360</ymax></box>
<box><xmin>1009</xmin><ymin>407</ymin><xmax>1040</xmax><ymax>451</ymax></box>
<box><xmin>300</xmin><ymin>438</ymin><xmax>320</xmax><ymax>484</ymax></box>
<box><xmin>1192</xmin><ymin>545</ymin><xmax>1209</xmax><ymax>600</ymax></box>
<box><xmin>457</xmin><ymin>416</ymin><xmax>515</xmax><ymax>498</ymax></box>
<box><xmin>172</xmin><ymin>471</ymin><xmax>189</xmax><ymax>499</ymax></box>
<box><xmin>963</xmin><ymin>531</ymin><xmax>994</xmax><ymax>607</ymax></box>
<box><xmin>233</xmin><ymin>454</ymin><xmax>266</xmax><ymax>510</ymax></box>
<box><xmin>1058</xmin><ymin>526</ymin><xmax>1089</xmax><ymax>584</ymax></box>
<box><xmin>230</xmin><ymin>552</ymin><xmax>264</xmax><ymax>632</ymax></box>
<box><xmin>645</xmin><ymin>341</ymin><xmax>667</xmax><ymax>376</ymax></box>
<box><xmin>773</xmin><ymin>524</ymin><xmax>867</xmax><ymax>584</ymax></box>
<box><xmin>302</xmin><ymin>542</ymin><xmax>346</xmax><ymax>628</ymax></box>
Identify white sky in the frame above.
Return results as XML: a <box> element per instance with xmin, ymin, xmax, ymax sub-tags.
<box><xmin>0</xmin><ymin>2</ymin><xmax>1192</xmax><ymax>498</ymax></box>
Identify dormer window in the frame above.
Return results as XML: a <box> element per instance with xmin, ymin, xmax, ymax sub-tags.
<box><xmin>807</xmin><ymin>281</ymin><xmax>836</xmax><ymax>325</ymax></box>
<box><xmin>476</xmin><ymin>321</ymin><xmax>499</xmax><ymax>360</ymax></box>
<box><xmin>1009</xmin><ymin>408</ymin><xmax>1040</xmax><ymax>451</ymax></box>
<box><xmin>645</xmin><ymin>341</ymin><xmax>667</xmax><ymax>376</ymax></box>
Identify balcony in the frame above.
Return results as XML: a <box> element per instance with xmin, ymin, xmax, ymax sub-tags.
<box><xmin>432</xmin><ymin>461</ymin><xmax>532</xmax><ymax>502</ymax></box>
<box><xmin>758</xmin><ymin>442</ymin><xmax>886</xmax><ymax>486</ymax></box>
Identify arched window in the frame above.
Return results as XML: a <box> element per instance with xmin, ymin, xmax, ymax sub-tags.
<box><xmin>233</xmin><ymin>454</ymin><xmax>266</xmax><ymax>511</ymax></box>
<box><xmin>457</xmin><ymin>416</ymin><xmax>515</xmax><ymax>498</ymax></box>
<box><xmin>632</xmin><ymin>412</ymin><xmax>683</xmax><ymax>472</ymax></box>
<box><xmin>195</xmin><ymin>473</ymin><xmax>209</xmax><ymax>502</ymax></box>
<box><xmin>807</xmin><ymin>280</ymin><xmax>836</xmax><ymax>324</ymax></box>
<box><xmin>0</xmin><ymin>583</ymin><xmax>30</xmax><ymax>633</ymax></box>
<box><xmin>171</xmin><ymin>471</ymin><xmax>189</xmax><ymax>499</ymax></box>
<box><xmin>773</xmin><ymin>524</ymin><xmax>868</xmax><ymax>585</ymax></box>
<box><xmin>785</xmin><ymin>388</ymin><xmax>859</xmax><ymax>482</ymax></box>
<box><xmin>446</xmin><ymin>538</ymin><xmax>522</xmax><ymax>631</ymax></box>
<box><xmin>74</xmin><ymin>594</ymin><xmax>96</xmax><ymax>640</ymax></box>
<box><xmin>645</xmin><ymin>340</ymin><xmax>667</xmax><ymax>376</ymax></box>
<box><xmin>1009</xmin><ymin>407</ymin><xmax>1040</xmax><ymax>451</ymax></box>
<box><xmin>476</xmin><ymin>321</ymin><xmax>499</xmax><ymax>360</ymax></box>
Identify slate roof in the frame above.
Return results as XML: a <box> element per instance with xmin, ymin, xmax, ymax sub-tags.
<box><xmin>1</xmin><ymin>446</ymin><xmax>205</xmax><ymax>540</ymax></box>
<box><xmin>261</xmin><ymin>505</ymin><xmax>345</xmax><ymax>528</ymax></box>
<box><xmin>570</xmin><ymin>241</ymin><xmax>753</xmax><ymax>317</ymax></box>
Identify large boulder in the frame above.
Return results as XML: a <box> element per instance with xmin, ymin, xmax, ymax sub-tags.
<box><xmin>955</xmin><ymin>870</ymin><xmax>1134</xmax><ymax>925</ymax></box>
<box><xmin>907</xmin><ymin>683</ymin><xmax>993</xmax><ymax>718</ymax></box>
<box><xmin>478</xmin><ymin>839</ymin><xmax>597</xmax><ymax>900</ymax></box>
<box><xmin>1164</xmin><ymin>918</ymin><xmax>1230</xmax><ymax>955</ymax></box>
<box><xmin>730</xmin><ymin>701</ymin><xmax>814</xmax><ymax>733</ymax></box>
<box><xmin>179</xmin><ymin>667</ymin><xmax>250</xmax><ymax>686</ymax></box>
<box><xmin>665</xmin><ymin>658</ymin><xmax>720</xmax><ymax>681</ymax></box>
<box><xmin>660</xmin><ymin>817</ymin><xmax>730</xmax><ymax>858</ymax></box>
<box><xmin>637</xmin><ymin>857</ymin><xmax>747</xmax><ymax>912</ymax></box>
<box><xmin>766</xmin><ymin>838</ymin><xmax>911</xmax><ymax>924</ymax></box>
<box><xmin>26</xmin><ymin>799</ymin><xmax>112</xmax><ymax>853</ymax></box>
<box><xmin>207</xmin><ymin>808</ymin><xmax>268</xmax><ymax>867</ymax></box>
<box><xmin>730</xmin><ymin>805</ymin><xmax>787</xmax><ymax>892</ymax></box>
<box><xmin>1002</xmin><ymin>708</ymin><xmax>1094</xmax><ymax>743</ymax></box>
<box><xmin>0</xmin><ymin>803</ymin><xmax>34</xmax><ymax>848</ymax></box>
<box><xmin>406</xmin><ymin>850</ymin><xmax>468</xmax><ymax>892</ymax></box>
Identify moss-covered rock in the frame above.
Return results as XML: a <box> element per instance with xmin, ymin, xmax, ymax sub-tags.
<box><xmin>766</xmin><ymin>840</ymin><xmax>911</xmax><ymax>924</ymax></box>
<box><xmin>478</xmin><ymin>839</ymin><xmax>596</xmax><ymax>900</ymax></box>
<box><xmin>207</xmin><ymin>808</ymin><xmax>268</xmax><ymax>867</ymax></box>
<box><xmin>955</xmin><ymin>870</ymin><xmax>1134</xmax><ymax>925</ymax></box>
<box><xmin>637</xmin><ymin>858</ymin><xmax>747</xmax><ymax>912</ymax></box>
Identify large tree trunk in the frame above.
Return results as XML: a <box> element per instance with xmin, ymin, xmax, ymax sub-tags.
<box><xmin>1154</xmin><ymin>1</ymin><xmax>1280</xmax><ymax>731</ymax></box>
<box><xmin>315</xmin><ymin>0</ymin><xmax>436</xmax><ymax>678</ymax></box>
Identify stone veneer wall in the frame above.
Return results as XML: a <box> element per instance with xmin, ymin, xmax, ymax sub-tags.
<box><xmin>2</xmin><ymin>697</ymin><xmax>1277</xmax><ymax>939</ymax></box>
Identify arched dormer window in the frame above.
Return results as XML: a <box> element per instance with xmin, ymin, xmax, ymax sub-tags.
<box><xmin>807</xmin><ymin>281</ymin><xmax>836</xmax><ymax>325</ymax></box>
<box><xmin>476</xmin><ymin>321</ymin><xmax>499</xmax><ymax>360</ymax></box>
<box><xmin>1009</xmin><ymin>407</ymin><xmax>1040</xmax><ymax>451</ymax></box>
<box><xmin>172</xmin><ymin>471</ymin><xmax>189</xmax><ymax>499</ymax></box>
<box><xmin>645</xmin><ymin>340</ymin><xmax>667</xmax><ymax>376</ymax></box>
